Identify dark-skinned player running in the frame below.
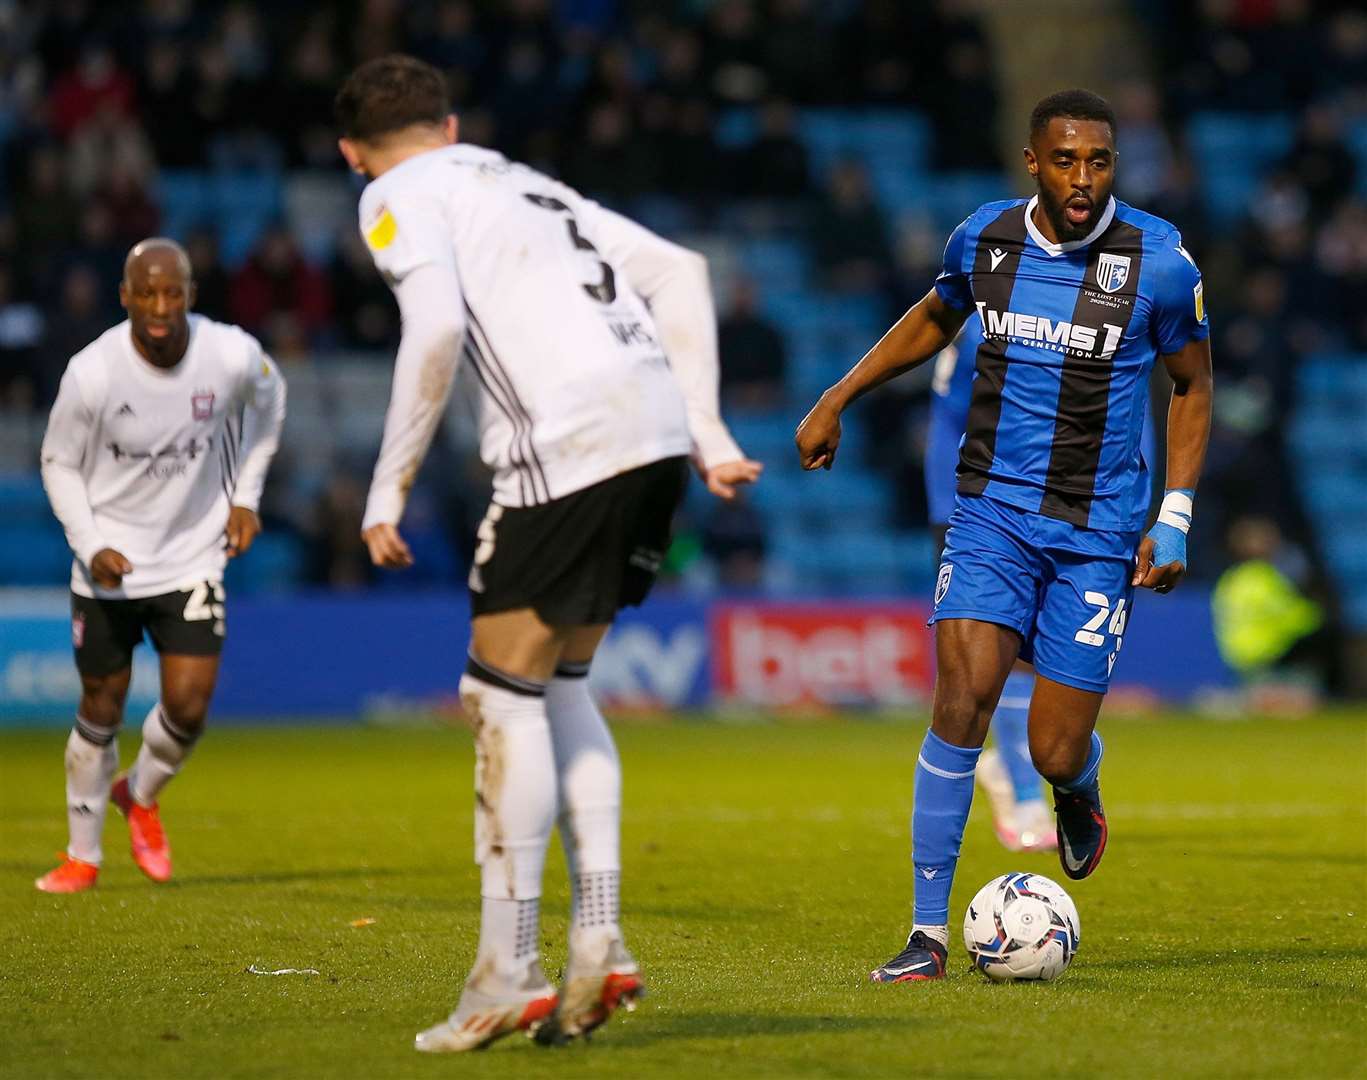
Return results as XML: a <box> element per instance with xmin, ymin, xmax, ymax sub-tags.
<box><xmin>796</xmin><ymin>89</ymin><xmax>1213</xmax><ymax>982</ymax></box>
<box><xmin>36</xmin><ymin>238</ymin><xmax>286</xmax><ymax>893</ymax></box>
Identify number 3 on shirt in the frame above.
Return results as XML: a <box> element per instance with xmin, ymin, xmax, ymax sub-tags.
<box><xmin>522</xmin><ymin>193</ymin><xmax>617</xmax><ymax>304</ymax></box>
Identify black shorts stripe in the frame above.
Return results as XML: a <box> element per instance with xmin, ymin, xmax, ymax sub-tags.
<box><xmin>464</xmin><ymin>340</ymin><xmax>533</xmax><ymax>505</ymax></box>
<box><xmin>958</xmin><ymin>206</ymin><xmax>1030</xmax><ymax>496</ymax></box>
<box><xmin>465</xmin><ymin>653</ymin><xmax>547</xmax><ymax>697</ymax></box>
<box><xmin>1039</xmin><ymin>219</ymin><xmax>1145</xmax><ymax>524</ymax></box>
<box><xmin>463</xmin><ymin>303</ymin><xmax>549</xmax><ymax>503</ymax></box>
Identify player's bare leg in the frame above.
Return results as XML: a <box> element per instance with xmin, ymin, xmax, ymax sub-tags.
<box><xmin>536</xmin><ymin>623</ymin><xmax>644</xmax><ymax>1045</ymax></box>
<box><xmin>1027</xmin><ymin>676</ymin><xmax>1108</xmax><ymax>880</ymax></box>
<box><xmin>36</xmin><ymin>668</ymin><xmax>130</xmax><ymax>893</ymax></box>
<box><xmin>111</xmin><ymin>654</ymin><xmax>217</xmax><ymax>883</ymax></box>
<box><xmin>416</xmin><ymin>609</ymin><xmax>564</xmax><ymax>1053</ymax></box>
<box><xmin>872</xmin><ymin>618</ymin><xmax>1019</xmax><ymax>982</ymax></box>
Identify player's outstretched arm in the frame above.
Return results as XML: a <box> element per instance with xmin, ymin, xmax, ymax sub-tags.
<box><xmin>362</xmin><ymin>263</ymin><xmax>467</xmax><ymax>569</ymax></box>
<box><xmin>795</xmin><ymin>288</ymin><xmax>967</xmax><ymax>470</ymax></box>
<box><xmin>228</xmin><ymin>349</ymin><xmax>287</xmax><ymax>558</ymax></box>
<box><xmin>1133</xmin><ymin>336</ymin><xmax>1213</xmax><ymax>593</ymax></box>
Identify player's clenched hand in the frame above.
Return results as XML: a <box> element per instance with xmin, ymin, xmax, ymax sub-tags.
<box><xmin>705</xmin><ymin>458</ymin><xmax>764</xmax><ymax>501</ymax></box>
<box><xmin>225</xmin><ymin>506</ymin><xmax>261</xmax><ymax>559</ymax></box>
<box><xmin>362</xmin><ymin>522</ymin><xmax>414</xmax><ymax>570</ymax></box>
<box><xmin>90</xmin><ymin>548</ymin><xmax>133</xmax><ymax>589</ymax></box>
<box><xmin>1131</xmin><ymin>535</ymin><xmax>1185</xmax><ymax>594</ymax></box>
<box><xmin>795</xmin><ymin>395</ymin><xmax>842</xmax><ymax>471</ymax></box>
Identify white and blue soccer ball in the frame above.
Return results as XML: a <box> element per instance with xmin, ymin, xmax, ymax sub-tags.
<box><xmin>963</xmin><ymin>872</ymin><xmax>1080</xmax><ymax>982</ymax></box>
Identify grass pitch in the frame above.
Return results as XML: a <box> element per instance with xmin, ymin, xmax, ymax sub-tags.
<box><xmin>2</xmin><ymin>711</ymin><xmax>1365</xmax><ymax>1079</ymax></box>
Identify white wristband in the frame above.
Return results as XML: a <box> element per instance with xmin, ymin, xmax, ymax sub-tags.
<box><xmin>1156</xmin><ymin>490</ymin><xmax>1194</xmax><ymax>534</ymax></box>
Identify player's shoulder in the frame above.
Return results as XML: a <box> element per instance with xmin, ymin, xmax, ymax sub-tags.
<box><xmin>960</xmin><ymin>197</ymin><xmax>1030</xmax><ymax>231</ymax></box>
<box><xmin>1113</xmin><ymin>200</ymin><xmax>1197</xmax><ymax>265</ymax></box>
<box><xmin>63</xmin><ymin>322</ymin><xmax>127</xmax><ymax>399</ymax></box>
<box><xmin>190</xmin><ymin>314</ymin><xmax>266</xmax><ymax>369</ymax></box>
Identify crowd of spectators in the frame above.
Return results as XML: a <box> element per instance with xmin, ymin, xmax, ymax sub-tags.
<box><xmin>1</xmin><ymin>0</ymin><xmax>1364</xmax><ymax>602</ymax></box>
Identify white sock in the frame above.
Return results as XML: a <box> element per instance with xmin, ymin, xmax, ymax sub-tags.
<box><xmin>546</xmin><ymin>668</ymin><xmax>622</xmax><ymax>946</ymax></box>
<box><xmin>66</xmin><ymin>718</ymin><xmax>119</xmax><ymax>864</ymax></box>
<box><xmin>912</xmin><ymin>923</ymin><xmax>950</xmax><ymax>949</ymax></box>
<box><xmin>472</xmin><ymin>897</ymin><xmax>542</xmax><ymax>988</ymax></box>
<box><xmin>129</xmin><ymin>703</ymin><xmax>199</xmax><ymax>807</ymax></box>
<box><xmin>460</xmin><ymin>662</ymin><xmax>557</xmax><ymax>981</ymax></box>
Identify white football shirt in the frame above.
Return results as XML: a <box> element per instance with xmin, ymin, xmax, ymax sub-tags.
<box><xmin>356</xmin><ymin>143</ymin><xmax>742</xmax><ymax>526</ymax></box>
<box><xmin>40</xmin><ymin>315</ymin><xmax>287</xmax><ymax>599</ymax></box>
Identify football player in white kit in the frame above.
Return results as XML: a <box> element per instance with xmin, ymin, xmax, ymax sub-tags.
<box><xmin>35</xmin><ymin>239</ymin><xmax>286</xmax><ymax>894</ymax></box>
<box><xmin>335</xmin><ymin>55</ymin><xmax>761</xmax><ymax>1051</ymax></box>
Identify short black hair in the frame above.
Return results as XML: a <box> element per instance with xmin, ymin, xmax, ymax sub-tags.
<box><xmin>1029</xmin><ymin>89</ymin><xmax>1117</xmax><ymax>141</ymax></box>
<box><xmin>335</xmin><ymin>54</ymin><xmax>451</xmax><ymax>142</ymax></box>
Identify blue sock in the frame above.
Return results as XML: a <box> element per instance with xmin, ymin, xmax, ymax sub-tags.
<box><xmin>1056</xmin><ymin>731</ymin><xmax>1104</xmax><ymax>793</ymax></box>
<box><xmin>911</xmin><ymin>729</ymin><xmax>982</xmax><ymax>925</ymax></box>
<box><xmin>994</xmin><ymin>670</ymin><xmax>1039</xmax><ymax>804</ymax></box>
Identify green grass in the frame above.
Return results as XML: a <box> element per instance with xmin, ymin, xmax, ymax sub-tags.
<box><xmin>2</xmin><ymin>712</ymin><xmax>1365</xmax><ymax>1079</ymax></box>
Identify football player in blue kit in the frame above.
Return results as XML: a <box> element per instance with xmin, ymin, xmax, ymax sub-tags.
<box><xmin>797</xmin><ymin>89</ymin><xmax>1212</xmax><ymax>981</ymax></box>
<box><xmin>927</xmin><ymin>317</ymin><xmax>1158</xmax><ymax>854</ymax></box>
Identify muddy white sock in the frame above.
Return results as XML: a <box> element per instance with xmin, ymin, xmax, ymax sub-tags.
<box><xmin>912</xmin><ymin>924</ymin><xmax>950</xmax><ymax>949</ymax></box>
<box><xmin>460</xmin><ymin>658</ymin><xmax>556</xmax><ymax>982</ymax></box>
<box><xmin>66</xmin><ymin>718</ymin><xmax>119</xmax><ymax>864</ymax></box>
<box><xmin>129</xmin><ymin>703</ymin><xmax>199</xmax><ymax>807</ymax></box>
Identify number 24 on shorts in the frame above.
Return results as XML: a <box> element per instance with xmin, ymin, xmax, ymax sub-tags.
<box><xmin>1074</xmin><ymin>592</ymin><xmax>1127</xmax><ymax>648</ymax></box>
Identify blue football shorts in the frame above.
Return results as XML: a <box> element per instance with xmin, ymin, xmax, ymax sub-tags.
<box><xmin>930</xmin><ymin>493</ymin><xmax>1140</xmax><ymax>694</ymax></box>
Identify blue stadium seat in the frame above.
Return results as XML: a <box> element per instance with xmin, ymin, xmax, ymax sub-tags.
<box><xmin>211</xmin><ymin>171</ymin><xmax>284</xmax><ymax>267</ymax></box>
<box><xmin>715</xmin><ymin>107</ymin><xmax>758</xmax><ymax>149</ymax></box>
<box><xmin>156</xmin><ymin>169</ymin><xmax>212</xmax><ymax>239</ymax></box>
<box><xmin>1187</xmin><ymin>113</ymin><xmax>1295</xmax><ymax>223</ymax></box>
<box><xmin>0</xmin><ymin>521</ymin><xmax>72</xmax><ymax>585</ymax></box>
<box><xmin>0</xmin><ymin>473</ymin><xmax>53</xmax><ymax>524</ymax></box>
<box><xmin>225</xmin><ymin>532</ymin><xmax>306</xmax><ymax>596</ymax></box>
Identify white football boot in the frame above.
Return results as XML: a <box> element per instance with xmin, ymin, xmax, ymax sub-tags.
<box><xmin>414</xmin><ymin>961</ymin><xmax>557</xmax><ymax>1053</ymax></box>
<box><xmin>535</xmin><ymin>932</ymin><xmax>644</xmax><ymax>1045</ymax></box>
<box><xmin>976</xmin><ymin>748</ymin><xmax>1023</xmax><ymax>850</ymax></box>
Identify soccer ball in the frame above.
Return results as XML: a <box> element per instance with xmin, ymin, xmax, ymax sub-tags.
<box><xmin>963</xmin><ymin>872</ymin><xmax>1080</xmax><ymax>982</ymax></box>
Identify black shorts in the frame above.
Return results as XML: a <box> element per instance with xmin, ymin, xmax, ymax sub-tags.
<box><xmin>469</xmin><ymin>456</ymin><xmax>689</xmax><ymax>626</ymax></box>
<box><xmin>72</xmin><ymin>581</ymin><xmax>226</xmax><ymax>677</ymax></box>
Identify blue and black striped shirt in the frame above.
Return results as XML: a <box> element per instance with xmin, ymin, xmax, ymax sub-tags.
<box><xmin>935</xmin><ymin>196</ymin><xmax>1208</xmax><ymax>532</ymax></box>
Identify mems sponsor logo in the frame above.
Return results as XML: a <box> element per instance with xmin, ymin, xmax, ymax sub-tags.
<box><xmin>975</xmin><ymin>301</ymin><xmax>1124</xmax><ymax>358</ymax></box>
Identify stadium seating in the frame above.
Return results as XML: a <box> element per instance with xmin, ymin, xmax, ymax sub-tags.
<box><xmin>1290</xmin><ymin>354</ymin><xmax>1367</xmax><ymax>629</ymax></box>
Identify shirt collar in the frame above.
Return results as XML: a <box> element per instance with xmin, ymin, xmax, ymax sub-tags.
<box><xmin>1024</xmin><ymin>195</ymin><xmax>1116</xmax><ymax>257</ymax></box>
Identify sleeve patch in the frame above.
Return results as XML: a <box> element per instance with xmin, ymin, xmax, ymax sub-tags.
<box><xmin>1193</xmin><ymin>280</ymin><xmax>1205</xmax><ymax>323</ymax></box>
<box><xmin>365</xmin><ymin>206</ymin><xmax>397</xmax><ymax>251</ymax></box>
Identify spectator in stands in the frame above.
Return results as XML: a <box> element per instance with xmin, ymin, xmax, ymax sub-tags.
<box><xmin>718</xmin><ymin>276</ymin><xmax>787</xmax><ymax>410</ymax></box>
<box><xmin>1281</xmin><ymin>104</ymin><xmax>1358</xmax><ymax>219</ymax></box>
<box><xmin>306</xmin><ymin>470</ymin><xmax>373</xmax><ymax>589</ymax></box>
<box><xmin>136</xmin><ymin>40</ymin><xmax>203</xmax><ymax>168</ymax></box>
<box><xmin>14</xmin><ymin>147</ymin><xmax>80</xmax><ymax>278</ymax></box>
<box><xmin>701</xmin><ymin>493</ymin><xmax>768</xmax><ymax>591</ymax></box>
<box><xmin>184</xmin><ymin>230</ymin><xmax>232</xmax><ymax>324</ymax></box>
<box><xmin>92</xmin><ymin>161</ymin><xmax>160</xmax><ymax>247</ymax></box>
<box><xmin>35</xmin><ymin>264</ymin><xmax>105</xmax><ymax>398</ymax></box>
<box><xmin>0</xmin><ymin>266</ymin><xmax>45</xmax><ymax>410</ymax></box>
<box><xmin>330</xmin><ymin>231</ymin><xmax>400</xmax><ymax>352</ymax></box>
<box><xmin>47</xmin><ymin>44</ymin><xmax>134</xmax><ymax>138</ymax></box>
<box><xmin>229</xmin><ymin>226</ymin><xmax>331</xmax><ymax>344</ymax></box>
<box><xmin>1114</xmin><ymin>81</ymin><xmax>1174</xmax><ymax>207</ymax></box>
<box><xmin>274</xmin><ymin>21</ymin><xmax>348</xmax><ymax>168</ymax></box>
<box><xmin>703</xmin><ymin>0</ymin><xmax>766</xmax><ymax>104</ymax></box>
<box><xmin>738</xmin><ymin>98</ymin><xmax>810</xmax><ymax>199</ymax></box>
<box><xmin>761</xmin><ymin>0</ymin><xmax>832</xmax><ymax>104</ymax></box>
<box><xmin>809</xmin><ymin>160</ymin><xmax>893</xmax><ymax>294</ymax></box>
<box><xmin>1212</xmin><ymin>515</ymin><xmax>1333</xmax><ymax>711</ymax></box>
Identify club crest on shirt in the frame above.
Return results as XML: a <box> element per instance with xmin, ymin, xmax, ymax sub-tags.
<box><xmin>935</xmin><ymin>562</ymin><xmax>954</xmax><ymax>606</ymax></box>
<box><xmin>1095</xmin><ymin>252</ymin><xmax>1131</xmax><ymax>295</ymax></box>
<box><xmin>191</xmin><ymin>390</ymin><xmax>215</xmax><ymax>420</ymax></box>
